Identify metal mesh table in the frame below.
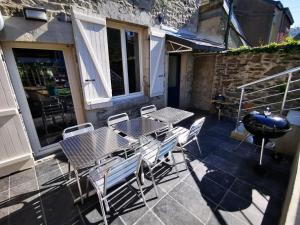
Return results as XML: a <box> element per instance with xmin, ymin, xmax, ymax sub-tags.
<box><xmin>60</xmin><ymin>127</ymin><xmax>130</xmax><ymax>170</ymax></box>
<box><xmin>113</xmin><ymin>117</ymin><xmax>168</xmax><ymax>140</ymax></box>
<box><xmin>148</xmin><ymin>107</ymin><xmax>194</xmax><ymax>125</ymax></box>
<box><xmin>59</xmin><ymin>127</ymin><xmax>130</xmax><ymax>204</ymax></box>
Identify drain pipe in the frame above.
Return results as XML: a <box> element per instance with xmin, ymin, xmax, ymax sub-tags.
<box><xmin>224</xmin><ymin>0</ymin><xmax>233</xmax><ymax>50</ymax></box>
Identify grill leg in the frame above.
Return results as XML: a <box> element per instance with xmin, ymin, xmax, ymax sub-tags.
<box><xmin>253</xmin><ymin>138</ymin><xmax>267</xmax><ymax>175</ymax></box>
<box><xmin>259</xmin><ymin>138</ymin><xmax>265</xmax><ymax>166</ymax></box>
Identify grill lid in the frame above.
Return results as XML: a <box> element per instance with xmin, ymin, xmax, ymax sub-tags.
<box><xmin>242</xmin><ymin>109</ymin><xmax>291</xmax><ymax>138</ymax></box>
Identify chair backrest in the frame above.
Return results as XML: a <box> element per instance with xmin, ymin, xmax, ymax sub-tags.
<box><xmin>187</xmin><ymin>117</ymin><xmax>205</xmax><ymax>140</ymax></box>
<box><xmin>41</xmin><ymin>98</ymin><xmax>64</xmax><ymax>117</ymax></box>
<box><xmin>62</xmin><ymin>123</ymin><xmax>94</xmax><ymax>139</ymax></box>
<box><xmin>104</xmin><ymin>153</ymin><xmax>142</xmax><ymax>189</ymax></box>
<box><xmin>140</xmin><ymin>105</ymin><xmax>157</xmax><ymax>117</ymax></box>
<box><xmin>107</xmin><ymin>113</ymin><xmax>129</xmax><ymax>127</ymax></box>
<box><xmin>155</xmin><ymin>134</ymin><xmax>178</xmax><ymax>161</ymax></box>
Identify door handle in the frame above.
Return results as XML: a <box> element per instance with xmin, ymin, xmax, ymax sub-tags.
<box><xmin>85</xmin><ymin>79</ymin><xmax>95</xmax><ymax>82</ymax></box>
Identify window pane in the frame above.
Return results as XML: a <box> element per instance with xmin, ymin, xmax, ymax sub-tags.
<box><xmin>125</xmin><ymin>31</ymin><xmax>141</xmax><ymax>93</ymax></box>
<box><xmin>12</xmin><ymin>49</ymin><xmax>76</xmax><ymax>147</ymax></box>
<box><xmin>107</xmin><ymin>28</ymin><xmax>125</xmax><ymax>96</ymax></box>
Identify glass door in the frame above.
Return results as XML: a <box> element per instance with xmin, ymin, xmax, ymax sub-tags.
<box><xmin>12</xmin><ymin>48</ymin><xmax>77</xmax><ymax>148</ymax></box>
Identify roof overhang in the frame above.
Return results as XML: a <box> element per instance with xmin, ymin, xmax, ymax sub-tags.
<box><xmin>166</xmin><ymin>39</ymin><xmax>192</xmax><ymax>53</ymax></box>
<box><xmin>162</xmin><ymin>25</ymin><xmax>225</xmax><ymax>53</ymax></box>
<box><xmin>166</xmin><ymin>34</ymin><xmax>224</xmax><ymax>52</ymax></box>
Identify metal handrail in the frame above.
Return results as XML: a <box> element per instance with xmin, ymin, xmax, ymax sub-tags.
<box><xmin>243</xmin><ymin>92</ymin><xmax>284</xmax><ymax>103</ymax></box>
<box><xmin>237</xmin><ymin>66</ymin><xmax>300</xmax><ymax>89</ymax></box>
<box><xmin>244</xmin><ymin>83</ymin><xmax>286</xmax><ymax>96</ymax></box>
<box><xmin>235</xmin><ymin>65</ymin><xmax>300</xmax><ymax>128</ymax></box>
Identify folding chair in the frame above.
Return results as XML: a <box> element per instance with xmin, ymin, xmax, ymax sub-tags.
<box><xmin>62</xmin><ymin>123</ymin><xmax>94</xmax><ymax>179</ymax></box>
<box><xmin>171</xmin><ymin>117</ymin><xmax>205</xmax><ymax>157</ymax></box>
<box><xmin>86</xmin><ymin>153</ymin><xmax>150</xmax><ymax>225</ymax></box>
<box><xmin>107</xmin><ymin>113</ymin><xmax>138</xmax><ymax>158</ymax></box>
<box><xmin>140</xmin><ymin>105</ymin><xmax>168</xmax><ymax>137</ymax></box>
<box><xmin>107</xmin><ymin>113</ymin><xmax>129</xmax><ymax>127</ymax></box>
<box><xmin>140</xmin><ymin>105</ymin><xmax>157</xmax><ymax>118</ymax></box>
<box><xmin>137</xmin><ymin>134</ymin><xmax>180</xmax><ymax>197</ymax></box>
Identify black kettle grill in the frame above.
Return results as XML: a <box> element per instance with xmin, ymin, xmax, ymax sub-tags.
<box><xmin>242</xmin><ymin>108</ymin><xmax>291</xmax><ymax>173</ymax></box>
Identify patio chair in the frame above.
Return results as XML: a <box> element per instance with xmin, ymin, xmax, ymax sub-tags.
<box><xmin>86</xmin><ymin>153</ymin><xmax>149</xmax><ymax>225</ymax></box>
<box><xmin>140</xmin><ymin>105</ymin><xmax>157</xmax><ymax>118</ymax></box>
<box><xmin>171</xmin><ymin>117</ymin><xmax>205</xmax><ymax>157</ymax></box>
<box><xmin>107</xmin><ymin>113</ymin><xmax>138</xmax><ymax>157</ymax></box>
<box><xmin>140</xmin><ymin>105</ymin><xmax>168</xmax><ymax>137</ymax></box>
<box><xmin>107</xmin><ymin>112</ymin><xmax>129</xmax><ymax>127</ymax></box>
<box><xmin>41</xmin><ymin>98</ymin><xmax>65</xmax><ymax>136</ymax></box>
<box><xmin>62</xmin><ymin>123</ymin><xmax>94</xmax><ymax>179</ymax></box>
<box><xmin>137</xmin><ymin>134</ymin><xmax>180</xmax><ymax>197</ymax></box>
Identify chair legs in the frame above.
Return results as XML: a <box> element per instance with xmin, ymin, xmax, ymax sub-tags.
<box><xmin>98</xmin><ymin>195</ymin><xmax>108</xmax><ymax>225</ymax></box>
<box><xmin>179</xmin><ymin>144</ymin><xmax>189</xmax><ymax>170</ymax></box>
<box><xmin>74</xmin><ymin>169</ymin><xmax>84</xmax><ymax>204</ymax></box>
<box><xmin>171</xmin><ymin>152</ymin><xmax>179</xmax><ymax>178</ymax></box>
<box><xmin>195</xmin><ymin>137</ymin><xmax>202</xmax><ymax>155</ymax></box>
<box><xmin>148</xmin><ymin>167</ymin><xmax>159</xmax><ymax>197</ymax></box>
<box><xmin>135</xmin><ymin>174</ymin><xmax>147</xmax><ymax>206</ymax></box>
<box><xmin>68</xmin><ymin>161</ymin><xmax>72</xmax><ymax>180</ymax></box>
<box><xmin>104</xmin><ymin>199</ymin><xmax>110</xmax><ymax>212</ymax></box>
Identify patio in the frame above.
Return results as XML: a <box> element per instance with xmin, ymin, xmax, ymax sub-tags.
<box><xmin>0</xmin><ymin>110</ymin><xmax>291</xmax><ymax>225</ymax></box>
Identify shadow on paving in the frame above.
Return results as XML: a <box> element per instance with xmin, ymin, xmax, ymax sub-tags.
<box><xmin>0</xmin><ymin>111</ymin><xmax>292</xmax><ymax>225</ymax></box>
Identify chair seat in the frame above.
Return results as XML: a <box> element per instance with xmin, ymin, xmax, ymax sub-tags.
<box><xmin>137</xmin><ymin>140</ymin><xmax>161</xmax><ymax>165</ymax></box>
<box><xmin>89</xmin><ymin>157</ymin><xmax>125</xmax><ymax>193</ymax></box>
<box><xmin>170</xmin><ymin>126</ymin><xmax>189</xmax><ymax>144</ymax></box>
<box><xmin>124</xmin><ymin>135</ymin><xmax>138</xmax><ymax>144</ymax></box>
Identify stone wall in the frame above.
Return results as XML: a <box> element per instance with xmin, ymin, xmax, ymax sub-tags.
<box><xmin>192</xmin><ymin>54</ymin><xmax>216</xmax><ymax>110</ymax></box>
<box><xmin>192</xmin><ymin>49</ymin><xmax>300</xmax><ymax>118</ymax></box>
<box><xmin>0</xmin><ymin>0</ymin><xmax>203</xmax><ymax>32</ymax></box>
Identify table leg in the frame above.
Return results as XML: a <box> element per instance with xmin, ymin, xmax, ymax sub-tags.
<box><xmin>74</xmin><ymin>169</ymin><xmax>84</xmax><ymax>204</ymax></box>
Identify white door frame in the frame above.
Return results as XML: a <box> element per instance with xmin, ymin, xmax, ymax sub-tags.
<box><xmin>2</xmin><ymin>42</ymin><xmax>85</xmax><ymax>157</ymax></box>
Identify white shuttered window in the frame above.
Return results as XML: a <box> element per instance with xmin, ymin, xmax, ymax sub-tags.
<box><xmin>150</xmin><ymin>28</ymin><xmax>166</xmax><ymax>97</ymax></box>
<box><xmin>71</xmin><ymin>7</ymin><xmax>112</xmax><ymax>109</ymax></box>
<box><xmin>106</xmin><ymin>24</ymin><xmax>143</xmax><ymax>98</ymax></box>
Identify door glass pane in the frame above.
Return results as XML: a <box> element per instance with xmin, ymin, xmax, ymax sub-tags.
<box><xmin>13</xmin><ymin>48</ymin><xmax>77</xmax><ymax>147</ymax></box>
<box><xmin>125</xmin><ymin>31</ymin><xmax>141</xmax><ymax>93</ymax></box>
<box><xmin>107</xmin><ymin>28</ymin><xmax>125</xmax><ymax>96</ymax></box>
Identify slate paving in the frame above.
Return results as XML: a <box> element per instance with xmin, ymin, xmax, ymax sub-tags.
<box><xmin>0</xmin><ymin>111</ymin><xmax>292</xmax><ymax>225</ymax></box>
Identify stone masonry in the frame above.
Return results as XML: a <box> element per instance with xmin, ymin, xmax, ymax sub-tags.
<box><xmin>0</xmin><ymin>0</ymin><xmax>203</xmax><ymax>32</ymax></box>
<box><xmin>192</xmin><ymin>49</ymin><xmax>300</xmax><ymax>118</ymax></box>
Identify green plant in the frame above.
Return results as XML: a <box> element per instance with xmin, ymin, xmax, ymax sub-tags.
<box><xmin>225</xmin><ymin>37</ymin><xmax>300</xmax><ymax>55</ymax></box>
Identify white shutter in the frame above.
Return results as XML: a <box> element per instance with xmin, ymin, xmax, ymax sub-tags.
<box><xmin>150</xmin><ymin>28</ymin><xmax>166</xmax><ymax>97</ymax></box>
<box><xmin>71</xmin><ymin>7</ymin><xmax>112</xmax><ymax>109</ymax></box>
<box><xmin>0</xmin><ymin>45</ymin><xmax>34</xmax><ymax>176</ymax></box>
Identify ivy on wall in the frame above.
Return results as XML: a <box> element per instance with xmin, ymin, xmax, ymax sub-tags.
<box><xmin>225</xmin><ymin>37</ymin><xmax>300</xmax><ymax>55</ymax></box>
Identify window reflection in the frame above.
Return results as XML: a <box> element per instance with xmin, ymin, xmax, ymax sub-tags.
<box><xmin>125</xmin><ymin>31</ymin><xmax>141</xmax><ymax>93</ymax></box>
<box><xmin>107</xmin><ymin>27</ymin><xmax>125</xmax><ymax>96</ymax></box>
<box><xmin>13</xmin><ymin>49</ymin><xmax>76</xmax><ymax>147</ymax></box>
